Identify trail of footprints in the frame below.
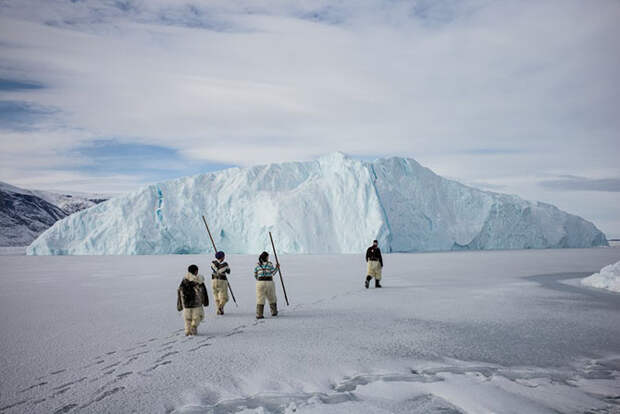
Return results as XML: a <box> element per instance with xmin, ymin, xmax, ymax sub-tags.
<box><xmin>2</xmin><ymin>317</ymin><xmax>269</xmax><ymax>413</ymax></box>
<box><xmin>2</xmin><ymin>295</ymin><xmax>345</xmax><ymax>414</ymax></box>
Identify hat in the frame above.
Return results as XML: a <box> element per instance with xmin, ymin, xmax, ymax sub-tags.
<box><xmin>215</xmin><ymin>251</ymin><xmax>225</xmax><ymax>260</ymax></box>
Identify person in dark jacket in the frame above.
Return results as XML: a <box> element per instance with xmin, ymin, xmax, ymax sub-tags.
<box><xmin>365</xmin><ymin>240</ymin><xmax>383</xmax><ymax>288</ymax></box>
<box><xmin>177</xmin><ymin>264</ymin><xmax>209</xmax><ymax>336</ymax></box>
<box><xmin>211</xmin><ymin>251</ymin><xmax>230</xmax><ymax>315</ymax></box>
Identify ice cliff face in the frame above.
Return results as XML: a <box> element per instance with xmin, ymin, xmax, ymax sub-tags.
<box><xmin>27</xmin><ymin>153</ymin><xmax>608</xmax><ymax>255</ymax></box>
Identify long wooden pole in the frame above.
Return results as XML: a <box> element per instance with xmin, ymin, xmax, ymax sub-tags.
<box><xmin>269</xmin><ymin>231</ymin><xmax>290</xmax><ymax>306</ymax></box>
<box><xmin>201</xmin><ymin>216</ymin><xmax>237</xmax><ymax>306</ymax></box>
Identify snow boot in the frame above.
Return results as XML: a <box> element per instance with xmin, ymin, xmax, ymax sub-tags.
<box><xmin>217</xmin><ymin>306</ymin><xmax>224</xmax><ymax>315</ymax></box>
<box><xmin>375</xmin><ymin>279</ymin><xmax>382</xmax><ymax>288</ymax></box>
<box><xmin>256</xmin><ymin>304</ymin><xmax>265</xmax><ymax>319</ymax></box>
<box><xmin>365</xmin><ymin>275</ymin><xmax>372</xmax><ymax>289</ymax></box>
<box><xmin>270</xmin><ymin>303</ymin><xmax>278</xmax><ymax>317</ymax></box>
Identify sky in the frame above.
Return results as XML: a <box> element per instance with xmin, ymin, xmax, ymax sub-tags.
<box><xmin>0</xmin><ymin>0</ymin><xmax>619</xmax><ymax>236</ymax></box>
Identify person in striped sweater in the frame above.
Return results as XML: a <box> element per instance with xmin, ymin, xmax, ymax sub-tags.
<box><xmin>254</xmin><ymin>251</ymin><xmax>280</xmax><ymax>319</ymax></box>
<box><xmin>211</xmin><ymin>251</ymin><xmax>230</xmax><ymax>315</ymax></box>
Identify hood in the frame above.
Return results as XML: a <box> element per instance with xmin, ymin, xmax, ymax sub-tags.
<box><xmin>184</xmin><ymin>272</ymin><xmax>204</xmax><ymax>283</ymax></box>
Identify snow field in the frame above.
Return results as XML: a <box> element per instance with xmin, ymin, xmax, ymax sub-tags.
<box><xmin>1</xmin><ymin>247</ymin><xmax>619</xmax><ymax>413</ymax></box>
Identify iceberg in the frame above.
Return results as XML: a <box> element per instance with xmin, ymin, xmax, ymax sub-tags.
<box><xmin>581</xmin><ymin>261</ymin><xmax>620</xmax><ymax>293</ymax></box>
<box><xmin>27</xmin><ymin>153</ymin><xmax>608</xmax><ymax>255</ymax></box>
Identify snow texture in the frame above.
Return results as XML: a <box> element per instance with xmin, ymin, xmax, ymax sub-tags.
<box><xmin>0</xmin><ymin>181</ymin><xmax>109</xmax><ymax>247</ymax></box>
<box><xmin>27</xmin><ymin>153</ymin><xmax>608</xmax><ymax>255</ymax></box>
<box><xmin>31</xmin><ymin>189</ymin><xmax>110</xmax><ymax>216</ymax></box>
<box><xmin>582</xmin><ymin>260</ymin><xmax>620</xmax><ymax>293</ymax></box>
<box><xmin>1</xmin><ymin>247</ymin><xmax>619</xmax><ymax>413</ymax></box>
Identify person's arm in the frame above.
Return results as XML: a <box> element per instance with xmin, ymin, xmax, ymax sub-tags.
<box><xmin>378</xmin><ymin>248</ymin><xmax>383</xmax><ymax>267</ymax></box>
<box><xmin>268</xmin><ymin>262</ymin><xmax>278</xmax><ymax>276</ymax></box>
<box><xmin>212</xmin><ymin>261</ymin><xmax>230</xmax><ymax>276</ymax></box>
<box><xmin>217</xmin><ymin>263</ymin><xmax>229</xmax><ymax>275</ymax></box>
<box><xmin>200</xmin><ymin>283</ymin><xmax>209</xmax><ymax>307</ymax></box>
<box><xmin>177</xmin><ymin>287</ymin><xmax>183</xmax><ymax>311</ymax></box>
<box><xmin>366</xmin><ymin>247</ymin><xmax>371</xmax><ymax>262</ymax></box>
<box><xmin>254</xmin><ymin>265</ymin><xmax>259</xmax><ymax>280</ymax></box>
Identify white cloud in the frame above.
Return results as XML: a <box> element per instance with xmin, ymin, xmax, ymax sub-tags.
<box><xmin>0</xmin><ymin>0</ymin><xmax>619</xmax><ymax>234</ymax></box>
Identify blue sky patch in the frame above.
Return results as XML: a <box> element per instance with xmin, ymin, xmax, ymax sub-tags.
<box><xmin>0</xmin><ymin>100</ymin><xmax>55</xmax><ymax>130</ymax></box>
<box><xmin>0</xmin><ymin>78</ymin><xmax>44</xmax><ymax>91</ymax></box>
<box><xmin>70</xmin><ymin>139</ymin><xmax>236</xmax><ymax>184</ymax></box>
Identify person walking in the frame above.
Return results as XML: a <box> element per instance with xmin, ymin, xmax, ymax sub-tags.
<box><xmin>211</xmin><ymin>251</ymin><xmax>230</xmax><ymax>315</ymax></box>
<box><xmin>177</xmin><ymin>264</ymin><xmax>209</xmax><ymax>336</ymax></box>
<box><xmin>365</xmin><ymin>240</ymin><xmax>383</xmax><ymax>288</ymax></box>
<box><xmin>254</xmin><ymin>251</ymin><xmax>279</xmax><ymax>319</ymax></box>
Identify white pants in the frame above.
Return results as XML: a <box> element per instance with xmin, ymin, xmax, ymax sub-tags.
<box><xmin>367</xmin><ymin>260</ymin><xmax>382</xmax><ymax>280</ymax></box>
<box><xmin>256</xmin><ymin>280</ymin><xmax>277</xmax><ymax>305</ymax></box>
<box><xmin>212</xmin><ymin>279</ymin><xmax>229</xmax><ymax>308</ymax></box>
<box><xmin>183</xmin><ymin>307</ymin><xmax>204</xmax><ymax>333</ymax></box>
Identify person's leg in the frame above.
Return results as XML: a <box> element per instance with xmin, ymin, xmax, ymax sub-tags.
<box><xmin>256</xmin><ymin>282</ymin><xmax>265</xmax><ymax>319</ymax></box>
<box><xmin>183</xmin><ymin>308</ymin><xmax>193</xmax><ymax>336</ymax></box>
<box><xmin>212</xmin><ymin>280</ymin><xmax>221</xmax><ymax>314</ymax></box>
<box><xmin>267</xmin><ymin>281</ymin><xmax>278</xmax><ymax>316</ymax></box>
<box><xmin>219</xmin><ymin>280</ymin><xmax>226</xmax><ymax>314</ymax></box>
<box><xmin>192</xmin><ymin>307</ymin><xmax>204</xmax><ymax>335</ymax></box>
<box><xmin>365</xmin><ymin>261</ymin><xmax>374</xmax><ymax>288</ymax></box>
<box><xmin>374</xmin><ymin>262</ymin><xmax>382</xmax><ymax>287</ymax></box>
<box><xmin>222</xmin><ymin>281</ymin><xmax>229</xmax><ymax>304</ymax></box>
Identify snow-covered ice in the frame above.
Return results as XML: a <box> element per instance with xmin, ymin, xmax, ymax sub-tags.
<box><xmin>1</xmin><ymin>247</ymin><xmax>619</xmax><ymax>413</ymax></box>
<box><xmin>27</xmin><ymin>153</ymin><xmax>607</xmax><ymax>255</ymax></box>
<box><xmin>582</xmin><ymin>260</ymin><xmax>620</xmax><ymax>293</ymax></box>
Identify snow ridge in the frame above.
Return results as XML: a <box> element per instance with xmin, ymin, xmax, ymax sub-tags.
<box><xmin>27</xmin><ymin>153</ymin><xmax>608</xmax><ymax>255</ymax></box>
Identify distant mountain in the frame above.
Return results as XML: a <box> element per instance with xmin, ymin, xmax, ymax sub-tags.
<box><xmin>31</xmin><ymin>189</ymin><xmax>109</xmax><ymax>216</ymax></box>
<box><xmin>0</xmin><ymin>182</ymin><xmax>110</xmax><ymax>246</ymax></box>
<box><xmin>27</xmin><ymin>153</ymin><xmax>608</xmax><ymax>255</ymax></box>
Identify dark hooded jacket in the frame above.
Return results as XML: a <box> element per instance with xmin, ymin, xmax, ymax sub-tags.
<box><xmin>177</xmin><ymin>272</ymin><xmax>209</xmax><ymax>310</ymax></box>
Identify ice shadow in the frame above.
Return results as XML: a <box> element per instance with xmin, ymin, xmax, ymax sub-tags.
<box><xmin>524</xmin><ymin>272</ymin><xmax>620</xmax><ymax>310</ymax></box>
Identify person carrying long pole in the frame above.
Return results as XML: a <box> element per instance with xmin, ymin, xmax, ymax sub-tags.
<box><xmin>269</xmin><ymin>231</ymin><xmax>290</xmax><ymax>306</ymax></box>
<box><xmin>201</xmin><ymin>216</ymin><xmax>238</xmax><ymax>307</ymax></box>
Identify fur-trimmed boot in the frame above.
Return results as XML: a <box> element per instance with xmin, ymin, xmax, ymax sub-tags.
<box><xmin>256</xmin><ymin>304</ymin><xmax>265</xmax><ymax>319</ymax></box>
<box><xmin>365</xmin><ymin>275</ymin><xmax>372</xmax><ymax>289</ymax></box>
<box><xmin>270</xmin><ymin>303</ymin><xmax>278</xmax><ymax>317</ymax></box>
<box><xmin>375</xmin><ymin>279</ymin><xmax>382</xmax><ymax>288</ymax></box>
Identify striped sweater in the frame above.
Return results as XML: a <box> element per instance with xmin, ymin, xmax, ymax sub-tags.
<box><xmin>254</xmin><ymin>261</ymin><xmax>277</xmax><ymax>280</ymax></box>
<box><xmin>211</xmin><ymin>260</ymin><xmax>230</xmax><ymax>279</ymax></box>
